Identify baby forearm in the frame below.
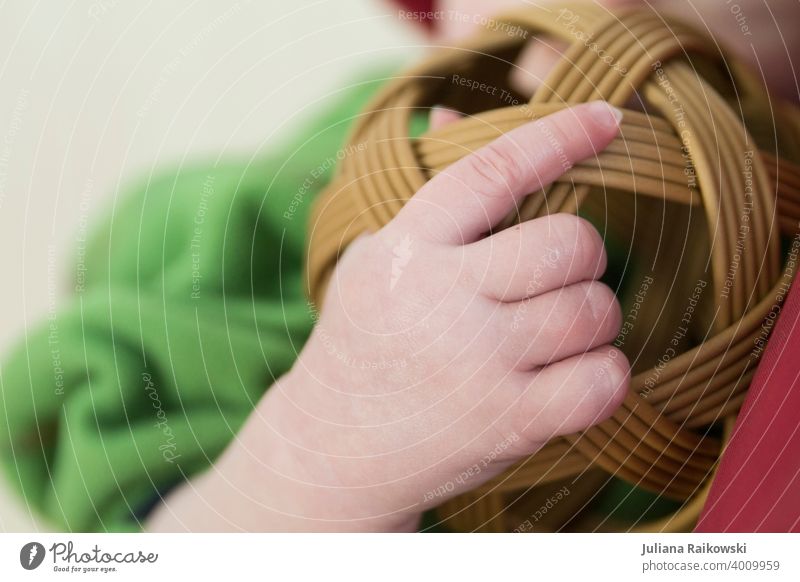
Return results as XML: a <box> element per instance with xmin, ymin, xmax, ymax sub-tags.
<box><xmin>144</xmin><ymin>369</ymin><xmax>422</xmax><ymax>532</ymax></box>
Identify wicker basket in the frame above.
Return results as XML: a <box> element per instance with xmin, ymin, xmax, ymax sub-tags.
<box><xmin>306</xmin><ymin>3</ymin><xmax>800</xmax><ymax>531</ymax></box>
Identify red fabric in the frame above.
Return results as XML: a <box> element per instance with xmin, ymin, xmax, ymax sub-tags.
<box><xmin>696</xmin><ymin>278</ymin><xmax>800</xmax><ymax>532</ymax></box>
<box><xmin>391</xmin><ymin>0</ymin><xmax>436</xmax><ymax>29</ymax></box>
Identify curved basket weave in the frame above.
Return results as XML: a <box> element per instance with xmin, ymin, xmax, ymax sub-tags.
<box><xmin>305</xmin><ymin>3</ymin><xmax>800</xmax><ymax>531</ymax></box>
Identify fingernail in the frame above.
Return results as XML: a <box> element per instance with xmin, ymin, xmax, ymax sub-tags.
<box><xmin>594</xmin><ymin>349</ymin><xmax>629</xmax><ymax>404</ymax></box>
<box><xmin>429</xmin><ymin>105</ymin><xmax>463</xmax><ymax>130</ymax></box>
<box><xmin>588</xmin><ymin>100</ymin><xmax>623</xmax><ymax>129</ymax></box>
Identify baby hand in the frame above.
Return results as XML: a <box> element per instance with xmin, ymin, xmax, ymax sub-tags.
<box><xmin>266</xmin><ymin>101</ymin><xmax>629</xmax><ymax>529</ymax></box>
<box><xmin>148</xmin><ymin>101</ymin><xmax>630</xmax><ymax>532</ymax></box>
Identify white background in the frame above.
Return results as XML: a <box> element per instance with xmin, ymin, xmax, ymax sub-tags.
<box><xmin>0</xmin><ymin>533</ymin><xmax>798</xmax><ymax>581</ymax></box>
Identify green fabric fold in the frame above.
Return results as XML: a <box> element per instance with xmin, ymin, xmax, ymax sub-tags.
<box><xmin>0</xmin><ymin>73</ymin><xmax>389</xmax><ymax>531</ymax></box>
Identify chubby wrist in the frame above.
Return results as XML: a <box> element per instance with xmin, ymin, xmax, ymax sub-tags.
<box><xmin>216</xmin><ymin>367</ymin><xmax>422</xmax><ymax>531</ymax></box>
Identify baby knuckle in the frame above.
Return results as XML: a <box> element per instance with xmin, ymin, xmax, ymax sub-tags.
<box><xmin>538</xmin><ymin>117</ymin><xmax>573</xmax><ymax>168</ymax></box>
<box><xmin>469</xmin><ymin>143</ymin><xmax>524</xmax><ymax>195</ymax></box>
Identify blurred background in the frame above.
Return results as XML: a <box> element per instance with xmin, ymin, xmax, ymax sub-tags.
<box><xmin>0</xmin><ymin>0</ymin><xmax>420</xmax><ymax>531</ymax></box>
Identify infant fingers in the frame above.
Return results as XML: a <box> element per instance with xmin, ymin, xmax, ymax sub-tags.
<box><xmin>510</xmin><ymin>345</ymin><xmax>629</xmax><ymax>445</ymax></box>
<box><xmin>467</xmin><ymin>213</ymin><xmax>607</xmax><ymax>302</ymax></box>
<box><xmin>499</xmin><ymin>280</ymin><xmax>622</xmax><ymax>369</ymax></box>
